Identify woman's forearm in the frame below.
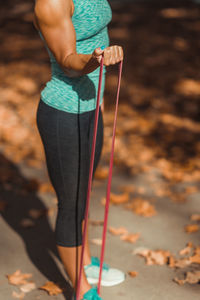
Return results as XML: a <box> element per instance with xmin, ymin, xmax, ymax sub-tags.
<box><xmin>62</xmin><ymin>52</ymin><xmax>100</xmax><ymax>78</ymax></box>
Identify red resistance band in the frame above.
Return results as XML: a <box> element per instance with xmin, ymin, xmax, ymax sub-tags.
<box><xmin>76</xmin><ymin>56</ymin><xmax>123</xmax><ymax>300</ymax></box>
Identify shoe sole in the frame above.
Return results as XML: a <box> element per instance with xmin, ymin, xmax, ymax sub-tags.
<box><xmin>87</xmin><ymin>276</ymin><xmax>125</xmax><ymax>286</ymax></box>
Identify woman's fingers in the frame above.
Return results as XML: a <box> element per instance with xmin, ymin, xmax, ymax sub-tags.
<box><xmin>93</xmin><ymin>45</ymin><xmax>124</xmax><ymax>66</ymax></box>
<box><xmin>103</xmin><ymin>45</ymin><xmax>123</xmax><ymax>66</ymax></box>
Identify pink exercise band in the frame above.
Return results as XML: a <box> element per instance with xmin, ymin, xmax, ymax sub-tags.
<box><xmin>76</xmin><ymin>55</ymin><xmax>123</xmax><ymax>300</ymax></box>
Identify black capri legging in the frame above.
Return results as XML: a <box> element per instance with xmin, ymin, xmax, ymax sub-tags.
<box><xmin>36</xmin><ymin>99</ymin><xmax>104</xmax><ymax>247</ymax></box>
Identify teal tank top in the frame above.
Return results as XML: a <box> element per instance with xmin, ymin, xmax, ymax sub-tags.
<box><xmin>40</xmin><ymin>0</ymin><xmax>112</xmax><ymax>114</ymax></box>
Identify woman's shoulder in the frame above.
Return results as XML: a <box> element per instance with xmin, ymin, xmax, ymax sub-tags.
<box><xmin>34</xmin><ymin>0</ymin><xmax>74</xmax><ymax>26</ymax></box>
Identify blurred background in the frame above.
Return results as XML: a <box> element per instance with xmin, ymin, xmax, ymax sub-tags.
<box><xmin>0</xmin><ymin>0</ymin><xmax>200</xmax><ymax>299</ymax></box>
<box><xmin>1</xmin><ymin>0</ymin><xmax>200</xmax><ymax>179</ymax></box>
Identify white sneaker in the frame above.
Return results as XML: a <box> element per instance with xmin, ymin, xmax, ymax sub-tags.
<box><xmin>84</xmin><ymin>257</ymin><xmax>125</xmax><ymax>286</ymax></box>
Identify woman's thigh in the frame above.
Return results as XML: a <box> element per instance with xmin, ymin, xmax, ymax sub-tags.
<box><xmin>36</xmin><ymin>100</ymin><xmax>103</xmax><ymax>216</ymax></box>
<box><xmin>88</xmin><ymin>106</ymin><xmax>104</xmax><ymax>177</ymax></box>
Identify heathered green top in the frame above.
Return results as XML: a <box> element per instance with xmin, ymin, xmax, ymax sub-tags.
<box><xmin>40</xmin><ymin>0</ymin><xmax>112</xmax><ymax>114</ymax></box>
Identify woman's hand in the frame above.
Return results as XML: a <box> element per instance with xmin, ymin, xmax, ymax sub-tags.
<box><xmin>92</xmin><ymin>46</ymin><xmax>124</xmax><ymax>66</ymax></box>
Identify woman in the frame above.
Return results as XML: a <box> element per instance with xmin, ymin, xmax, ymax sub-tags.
<box><xmin>34</xmin><ymin>0</ymin><xmax>124</xmax><ymax>299</ymax></box>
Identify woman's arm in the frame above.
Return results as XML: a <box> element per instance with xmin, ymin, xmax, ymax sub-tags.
<box><xmin>34</xmin><ymin>0</ymin><xmax>99</xmax><ymax>77</ymax></box>
<box><xmin>34</xmin><ymin>0</ymin><xmax>123</xmax><ymax>78</ymax></box>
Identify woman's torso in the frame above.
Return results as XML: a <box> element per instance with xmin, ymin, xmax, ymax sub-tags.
<box><xmin>39</xmin><ymin>0</ymin><xmax>112</xmax><ymax>114</ymax></box>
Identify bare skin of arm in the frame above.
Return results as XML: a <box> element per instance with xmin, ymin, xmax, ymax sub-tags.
<box><xmin>34</xmin><ymin>0</ymin><xmax>123</xmax><ymax>78</ymax></box>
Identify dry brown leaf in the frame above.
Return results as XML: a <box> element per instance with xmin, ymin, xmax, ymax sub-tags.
<box><xmin>184</xmin><ymin>224</ymin><xmax>199</xmax><ymax>233</ymax></box>
<box><xmin>173</xmin><ymin>277</ymin><xmax>186</xmax><ymax>285</ymax></box>
<box><xmin>94</xmin><ymin>166</ymin><xmax>109</xmax><ymax>180</ymax></box>
<box><xmin>148</xmin><ymin>250</ymin><xmax>171</xmax><ymax>265</ymax></box>
<box><xmin>39</xmin><ymin>281</ymin><xmax>63</xmax><ymax>296</ymax></box>
<box><xmin>28</xmin><ymin>208</ymin><xmax>45</xmax><ymax>219</ymax></box>
<box><xmin>20</xmin><ymin>282</ymin><xmax>36</xmax><ymax>293</ymax></box>
<box><xmin>120</xmin><ymin>233</ymin><xmax>140</xmax><ymax>244</ymax></box>
<box><xmin>186</xmin><ymin>271</ymin><xmax>200</xmax><ymax>284</ymax></box>
<box><xmin>91</xmin><ymin>239</ymin><xmax>102</xmax><ymax>246</ymax></box>
<box><xmin>128</xmin><ymin>271</ymin><xmax>138</xmax><ymax>278</ymax></box>
<box><xmin>189</xmin><ymin>254</ymin><xmax>200</xmax><ymax>264</ymax></box>
<box><xmin>128</xmin><ymin>198</ymin><xmax>157</xmax><ymax>217</ymax></box>
<box><xmin>160</xmin><ymin>8</ymin><xmax>188</xmax><ymax>19</ymax></box>
<box><xmin>175</xmin><ymin>79</ymin><xmax>200</xmax><ymax>96</ymax></box>
<box><xmin>39</xmin><ymin>182</ymin><xmax>55</xmax><ymax>194</ymax></box>
<box><xmin>179</xmin><ymin>242</ymin><xmax>193</xmax><ymax>256</ymax></box>
<box><xmin>174</xmin><ymin>271</ymin><xmax>200</xmax><ymax>285</ymax></box>
<box><xmin>12</xmin><ymin>291</ymin><xmax>25</xmax><ymax>299</ymax></box>
<box><xmin>168</xmin><ymin>255</ymin><xmax>176</xmax><ymax>268</ymax></box>
<box><xmin>110</xmin><ymin>192</ymin><xmax>129</xmax><ymax>205</ymax></box>
<box><xmin>174</xmin><ymin>258</ymin><xmax>191</xmax><ymax>268</ymax></box>
<box><xmin>136</xmin><ymin>249</ymin><xmax>171</xmax><ymax>265</ymax></box>
<box><xmin>7</xmin><ymin>270</ymin><xmax>32</xmax><ymax>286</ymax></box>
<box><xmin>132</xmin><ymin>247</ymin><xmax>149</xmax><ymax>256</ymax></box>
<box><xmin>190</xmin><ymin>214</ymin><xmax>200</xmax><ymax>222</ymax></box>
<box><xmin>194</xmin><ymin>246</ymin><xmax>200</xmax><ymax>255</ymax></box>
<box><xmin>20</xmin><ymin>218</ymin><xmax>35</xmax><ymax>228</ymax></box>
<box><xmin>108</xmin><ymin>226</ymin><xmax>128</xmax><ymax>236</ymax></box>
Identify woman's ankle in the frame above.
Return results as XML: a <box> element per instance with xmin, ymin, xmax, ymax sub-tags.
<box><xmin>83</xmin><ymin>256</ymin><xmax>91</xmax><ymax>266</ymax></box>
<box><xmin>78</xmin><ymin>283</ymin><xmax>91</xmax><ymax>299</ymax></box>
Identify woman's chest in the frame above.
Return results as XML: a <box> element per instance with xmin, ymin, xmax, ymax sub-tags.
<box><xmin>72</xmin><ymin>0</ymin><xmax>112</xmax><ymax>40</ymax></box>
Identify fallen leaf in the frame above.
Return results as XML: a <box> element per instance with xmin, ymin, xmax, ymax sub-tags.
<box><xmin>179</xmin><ymin>242</ymin><xmax>193</xmax><ymax>255</ymax></box>
<box><xmin>190</xmin><ymin>214</ymin><xmax>200</xmax><ymax>222</ymax></box>
<box><xmin>20</xmin><ymin>282</ymin><xmax>36</xmax><ymax>293</ymax></box>
<box><xmin>39</xmin><ymin>182</ymin><xmax>55</xmax><ymax>194</ymax></box>
<box><xmin>132</xmin><ymin>247</ymin><xmax>149</xmax><ymax>256</ymax></box>
<box><xmin>173</xmin><ymin>277</ymin><xmax>186</xmax><ymax>285</ymax></box>
<box><xmin>20</xmin><ymin>218</ymin><xmax>35</xmax><ymax>228</ymax></box>
<box><xmin>127</xmin><ymin>198</ymin><xmax>157</xmax><ymax>217</ymax></box>
<box><xmin>184</xmin><ymin>224</ymin><xmax>199</xmax><ymax>233</ymax></box>
<box><xmin>174</xmin><ymin>258</ymin><xmax>191</xmax><ymax>268</ymax></box>
<box><xmin>168</xmin><ymin>255</ymin><xmax>176</xmax><ymax>268</ymax></box>
<box><xmin>110</xmin><ymin>192</ymin><xmax>129</xmax><ymax>205</ymax></box>
<box><xmin>186</xmin><ymin>271</ymin><xmax>200</xmax><ymax>284</ymax></box>
<box><xmin>194</xmin><ymin>246</ymin><xmax>200</xmax><ymax>255</ymax></box>
<box><xmin>128</xmin><ymin>271</ymin><xmax>138</xmax><ymax>278</ymax></box>
<box><xmin>108</xmin><ymin>226</ymin><xmax>128</xmax><ymax>236</ymax></box>
<box><xmin>120</xmin><ymin>233</ymin><xmax>140</xmax><ymax>243</ymax></box>
<box><xmin>136</xmin><ymin>249</ymin><xmax>171</xmax><ymax>265</ymax></box>
<box><xmin>189</xmin><ymin>254</ymin><xmax>200</xmax><ymax>264</ymax></box>
<box><xmin>28</xmin><ymin>209</ymin><xmax>45</xmax><ymax>219</ymax></box>
<box><xmin>7</xmin><ymin>270</ymin><xmax>32</xmax><ymax>286</ymax></box>
<box><xmin>174</xmin><ymin>271</ymin><xmax>200</xmax><ymax>285</ymax></box>
<box><xmin>39</xmin><ymin>281</ymin><xmax>63</xmax><ymax>296</ymax></box>
<box><xmin>94</xmin><ymin>166</ymin><xmax>109</xmax><ymax>180</ymax></box>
